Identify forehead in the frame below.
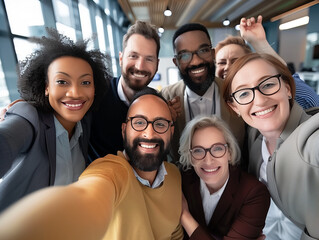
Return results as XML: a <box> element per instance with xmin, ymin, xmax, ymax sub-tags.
<box><xmin>124</xmin><ymin>33</ymin><xmax>157</xmax><ymax>57</ymax></box>
<box><xmin>48</xmin><ymin>56</ymin><xmax>92</xmax><ymax>73</ymax></box>
<box><xmin>232</xmin><ymin>59</ymin><xmax>277</xmax><ymax>86</ymax></box>
<box><xmin>174</xmin><ymin>30</ymin><xmax>211</xmax><ymax>51</ymax></box>
<box><xmin>128</xmin><ymin>95</ymin><xmax>172</xmax><ymax>120</ymax></box>
<box><xmin>216</xmin><ymin>44</ymin><xmax>246</xmax><ymax>58</ymax></box>
<box><xmin>192</xmin><ymin>126</ymin><xmax>225</xmax><ymax>144</ymax></box>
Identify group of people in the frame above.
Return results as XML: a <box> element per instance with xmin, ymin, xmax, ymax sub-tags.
<box><xmin>0</xmin><ymin>15</ymin><xmax>318</xmax><ymax>240</ymax></box>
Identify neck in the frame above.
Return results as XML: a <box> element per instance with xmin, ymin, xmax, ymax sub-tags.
<box><xmin>263</xmin><ymin>135</ymin><xmax>278</xmax><ymax>155</ymax></box>
<box><xmin>120</xmin><ymin>76</ymin><xmax>136</xmax><ymax>102</ymax></box>
<box><xmin>134</xmin><ymin>167</ymin><xmax>158</xmax><ymax>186</ymax></box>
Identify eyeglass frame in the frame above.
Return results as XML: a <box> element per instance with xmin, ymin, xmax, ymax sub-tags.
<box><xmin>230</xmin><ymin>74</ymin><xmax>282</xmax><ymax>105</ymax></box>
<box><xmin>189</xmin><ymin>143</ymin><xmax>228</xmax><ymax>160</ymax></box>
<box><xmin>126</xmin><ymin>116</ymin><xmax>174</xmax><ymax>134</ymax></box>
<box><xmin>174</xmin><ymin>45</ymin><xmax>213</xmax><ymax>64</ymax></box>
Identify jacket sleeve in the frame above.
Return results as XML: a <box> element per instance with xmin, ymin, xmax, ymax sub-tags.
<box><xmin>0</xmin><ymin>113</ymin><xmax>34</xmax><ymax>177</ymax></box>
<box><xmin>223</xmin><ymin>183</ymin><xmax>270</xmax><ymax>239</ymax></box>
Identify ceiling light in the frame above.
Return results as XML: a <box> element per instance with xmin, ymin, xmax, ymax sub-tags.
<box><xmin>235</xmin><ymin>24</ymin><xmax>240</xmax><ymax>31</ymax></box>
<box><xmin>279</xmin><ymin>16</ymin><xmax>309</xmax><ymax>30</ymax></box>
<box><xmin>164</xmin><ymin>7</ymin><xmax>172</xmax><ymax>17</ymax></box>
<box><xmin>223</xmin><ymin>18</ymin><xmax>230</xmax><ymax>26</ymax></box>
<box><xmin>158</xmin><ymin>27</ymin><xmax>164</xmax><ymax>33</ymax></box>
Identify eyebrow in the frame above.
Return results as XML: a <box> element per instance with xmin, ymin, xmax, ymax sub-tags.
<box><xmin>233</xmin><ymin>74</ymin><xmax>274</xmax><ymax>91</ymax></box>
<box><xmin>177</xmin><ymin>43</ymin><xmax>211</xmax><ymax>55</ymax></box>
<box><xmin>55</xmin><ymin>72</ymin><xmax>93</xmax><ymax>78</ymax></box>
<box><xmin>128</xmin><ymin>51</ymin><xmax>156</xmax><ymax>59</ymax></box>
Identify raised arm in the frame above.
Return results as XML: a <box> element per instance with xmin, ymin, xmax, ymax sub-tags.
<box><xmin>240</xmin><ymin>15</ymin><xmax>286</xmax><ymax>65</ymax></box>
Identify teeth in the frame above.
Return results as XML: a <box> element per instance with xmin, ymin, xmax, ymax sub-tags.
<box><xmin>140</xmin><ymin>144</ymin><xmax>156</xmax><ymax>149</ymax></box>
<box><xmin>191</xmin><ymin>68</ymin><xmax>205</xmax><ymax>74</ymax></box>
<box><xmin>133</xmin><ymin>73</ymin><xmax>146</xmax><ymax>78</ymax></box>
<box><xmin>255</xmin><ymin>107</ymin><xmax>275</xmax><ymax>116</ymax></box>
<box><xmin>203</xmin><ymin>167</ymin><xmax>219</xmax><ymax>172</ymax></box>
<box><xmin>65</xmin><ymin>103</ymin><xmax>82</xmax><ymax>107</ymax></box>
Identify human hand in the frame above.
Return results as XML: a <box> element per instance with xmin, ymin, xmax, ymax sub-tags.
<box><xmin>240</xmin><ymin>15</ymin><xmax>266</xmax><ymax>44</ymax></box>
<box><xmin>0</xmin><ymin>99</ymin><xmax>24</xmax><ymax>122</ymax></box>
<box><xmin>257</xmin><ymin>233</ymin><xmax>266</xmax><ymax>240</ymax></box>
<box><xmin>168</xmin><ymin>96</ymin><xmax>182</xmax><ymax>122</ymax></box>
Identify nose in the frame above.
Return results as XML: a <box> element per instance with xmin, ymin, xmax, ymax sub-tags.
<box><xmin>203</xmin><ymin>151</ymin><xmax>215</xmax><ymax>163</ymax></box>
<box><xmin>66</xmin><ymin>85</ymin><xmax>80</xmax><ymax>98</ymax></box>
<box><xmin>135</xmin><ymin>57</ymin><xmax>146</xmax><ymax>71</ymax></box>
<box><xmin>142</xmin><ymin>123</ymin><xmax>156</xmax><ymax>138</ymax></box>
<box><xmin>189</xmin><ymin>52</ymin><xmax>203</xmax><ymax>66</ymax></box>
<box><xmin>253</xmin><ymin>89</ymin><xmax>268</xmax><ymax>105</ymax></box>
<box><xmin>224</xmin><ymin>61</ymin><xmax>231</xmax><ymax>71</ymax></box>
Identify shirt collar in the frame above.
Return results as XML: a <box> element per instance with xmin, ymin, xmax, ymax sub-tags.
<box><xmin>200</xmin><ymin>175</ymin><xmax>228</xmax><ymax>197</ymax></box>
<box><xmin>117</xmin><ymin>77</ymin><xmax>130</xmax><ymax>106</ymax></box>
<box><xmin>54</xmin><ymin>116</ymin><xmax>83</xmax><ymax>148</ymax></box>
<box><xmin>185</xmin><ymin>82</ymin><xmax>215</xmax><ymax>103</ymax></box>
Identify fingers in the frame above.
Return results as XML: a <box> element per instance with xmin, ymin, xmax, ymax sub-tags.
<box><xmin>240</xmin><ymin>15</ymin><xmax>262</xmax><ymax>27</ymax></box>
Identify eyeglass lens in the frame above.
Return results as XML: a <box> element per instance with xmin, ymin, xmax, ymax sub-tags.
<box><xmin>178</xmin><ymin>46</ymin><xmax>211</xmax><ymax>63</ymax></box>
<box><xmin>190</xmin><ymin>144</ymin><xmax>227</xmax><ymax>160</ymax></box>
<box><xmin>130</xmin><ymin>117</ymin><xmax>170</xmax><ymax>134</ymax></box>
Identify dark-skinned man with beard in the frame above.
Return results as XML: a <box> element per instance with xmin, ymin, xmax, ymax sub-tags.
<box><xmin>0</xmin><ymin>88</ymin><xmax>184</xmax><ymax>240</ymax></box>
<box><xmin>161</xmin><ymin>23</ymin><xmax>245</xmax><ymax>163</ymax></box>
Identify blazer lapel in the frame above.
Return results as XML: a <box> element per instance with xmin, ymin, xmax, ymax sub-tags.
<box><xmin>40</xmin><ymin>112</ymin><xmax>56</xmax><ymax>185</ymax></box>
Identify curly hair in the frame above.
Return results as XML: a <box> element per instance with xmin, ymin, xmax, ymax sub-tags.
<box><xmin>17</xmin><ymin>28</ymin><xmax>112</xmax><ymax>112</ymax></box>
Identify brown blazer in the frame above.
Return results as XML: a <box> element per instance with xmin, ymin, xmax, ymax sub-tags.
<box><xmin>182</xmin><ymin>166</ymin><xmax>270</xmax><ymax>240</ymax></box>
<box><xmin>161</xmin><ymin>77</ymin><xmax>245</xmax><ymax>163</ymax></box>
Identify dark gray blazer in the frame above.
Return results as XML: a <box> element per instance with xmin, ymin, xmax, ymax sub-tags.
<box><xmin>0</xmin><ymin>102</ymin><xmax>91</xmax><ymax>212</ymax></box>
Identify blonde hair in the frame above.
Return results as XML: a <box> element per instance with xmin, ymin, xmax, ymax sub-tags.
<box><xmin>179</xmin><ymin>115</ymin><xmax>241</xmax><ymax>171</ymax></box>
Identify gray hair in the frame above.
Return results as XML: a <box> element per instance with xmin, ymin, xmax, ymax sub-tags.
<box><xmin>179</xmin><ymin>115</ymin><xmax>241</xmax><ymax>171</ymax></box>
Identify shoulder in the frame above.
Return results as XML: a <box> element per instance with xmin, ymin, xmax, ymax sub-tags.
<box><xmin>230</xmin><ymin>167</ymin><xmax>269</xmax><ymax>198</ymax></box>
<box><xmin>161</xmin><ymin>80</ymin><xmax>185</xmax><ymax>98</ymax></box>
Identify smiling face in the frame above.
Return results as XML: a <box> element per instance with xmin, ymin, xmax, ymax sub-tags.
<box><xmin>215</xmin><ymin>44</ymin><xmax>247</xmax><ymax>79</ymax></box>
<box><xmin>119</xmin><ymin>34</ymin><xmax>158</xmax><ymax>92</ymax></box>
<box><xmin>228</xmin><ymin>59</ymin><xmax>291</xmax><ymax>138</ymax></box>
<box><xmin>45</xmin><ymin>56</ymin><xmax>94</xmax><ymax>134</ymax></box>
<box><xmin>122</xmin><ymin>94</ymin><xmax>174</xmax><ymax>172</ymax></box>
<box><xmin>173</xmin><ymin>30</ymin><xmax>215</xmax><ymax>95</ymax></box>
<box><xmin>191</xmin><ymin>126</ymin><xmax>230</xmax><ymax>194</ymax></box>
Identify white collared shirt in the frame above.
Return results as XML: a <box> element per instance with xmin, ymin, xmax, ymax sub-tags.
<box><xmin>260</xmin><ymin>137</ymin><xmax>302</xmax><ymax>239</ymax></box>
<box><xmin>200</xmin><ymin>177</ymin><xmax>228</xmax><ymax>225</ymax></box>
<box><xmin>117</xmin><ymin>77</ymin><xmax>130</xmax><ymax>106</ymax></box>
<box><xmin>184</xmin><ymin>82</ymin><xmax>221</xmax><ymax>122</ymax></box>
<box><xmin>132</xmin><ymin>162</ymin><xmax>167</xmax><ymax>189</ymax></box>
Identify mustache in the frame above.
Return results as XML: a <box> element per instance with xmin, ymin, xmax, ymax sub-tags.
<box><xmin>185</xmin><ymin>63</ymin><xmax>209</xmax><ymax>72</ymax></box>
<box><xmin>133</xmin><ymin>137</ymin><xmax>164</xmax><ymax>146</ymax></box>
<box><xmin>128</xmin><ymin>67</ymin><xmax>150</xmax><ymax>76</ymax></box>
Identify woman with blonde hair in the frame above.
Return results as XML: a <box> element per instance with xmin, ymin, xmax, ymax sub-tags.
<box><xmin>179</xmin><ymin>115</ymin><xmax>270</xmax><ymax>239</ymax></box>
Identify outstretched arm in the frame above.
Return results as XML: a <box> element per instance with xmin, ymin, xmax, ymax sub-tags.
<box><xmin>240</xmin><ymin>15</ymin><xmax>286</xmax><ymax>65</ymax></box>
<box><xmin>0</xmin><ymin>176</ymin><xmax>116</xmax><ymax>240</ymax></box>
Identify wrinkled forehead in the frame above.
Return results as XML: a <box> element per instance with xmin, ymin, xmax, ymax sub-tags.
<box><xmin>127</xmin><ymin>95</ymin><xmax>172</xmax><ymax>120</ymax></box>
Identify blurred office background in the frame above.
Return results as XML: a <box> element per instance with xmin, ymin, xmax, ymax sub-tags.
<box><xmin>1</xmin><ymin>0</ymin><xmax>319</xmax><ymax>109</ymax></box>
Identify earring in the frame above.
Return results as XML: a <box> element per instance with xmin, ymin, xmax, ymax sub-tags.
<box><xmin>237</xmin><ymin>112</ymin><xmax>241</xmax><ymax>117</ymax></box>
<box><xmin>288</xmin><ymin>96</ymin><xmax>292</xmax><ymax>99</ymax></box>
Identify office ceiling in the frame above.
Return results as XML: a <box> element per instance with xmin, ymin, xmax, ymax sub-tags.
<box><xmin>117</xmin><ymin>0</ymin><xmax>317</xmax><ymax>30</ymax></box>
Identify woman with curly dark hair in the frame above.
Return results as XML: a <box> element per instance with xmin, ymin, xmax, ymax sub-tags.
<box><xmin>0</xmin><ymin>28</ymin><xmax>112</xmax><ymax>212</ymax></box>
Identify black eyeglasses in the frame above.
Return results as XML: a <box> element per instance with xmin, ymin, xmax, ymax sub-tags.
<box><xmin>189</xmin><ymin>143</ymin><xmax>228</xmax><ymax>160</ymax></box>
<box><xmin>127</xmin><ymin>116</ymin><xmax>173</xmax><ymax>134</ymax></box>
<box><xmin>175</xmin><ymin>45</ymin><xmax>212</xmax><ymax>64</ymax></box>
<box><xmin>230</xmin><ymin>74</ymin><xmax>281</xmax><ymax>105</ymax></box>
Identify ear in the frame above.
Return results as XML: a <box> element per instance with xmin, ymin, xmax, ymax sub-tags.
<box><xmin>119</xmin><ymin>51</ymin><xmax>123</xmax><ymax>67</ymax></box>
<box><xmin>284</xmin><ymin>81</ymin><xmax>292</xmax><ymax>98</ymax></box>
<box><xmin>211</xmin><ymin>48</ymin><xmax>216</xmax><ymax>59</ymax></box>
<box><xmin>121</xmin><ymin>122</ymin><xmax>127</xmax><ymax>139</ymax></box>
<box><xmin>173</xmin><ymin>57</ymin><xmax>178</xmax><ymax>67</ymax></box>
<box><xmin>45</xmin><ymin>86</ymin><xmax>49</xmax><ymax>96</ymax></box>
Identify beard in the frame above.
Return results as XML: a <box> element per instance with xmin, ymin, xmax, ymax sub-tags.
<box><xmin>121</xmin><ymin>67</ymin><xmax>154</xmax><ymax>91</ymax></box>
<box><xmin>123</xmin><ymin>136</ymin><xmax>170</xmax><ymax>172</ymax></box>
<box><xmin>179</xmin><ymin>62</ymin><xmax>215</xmax><ymax>93</ymax></box>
